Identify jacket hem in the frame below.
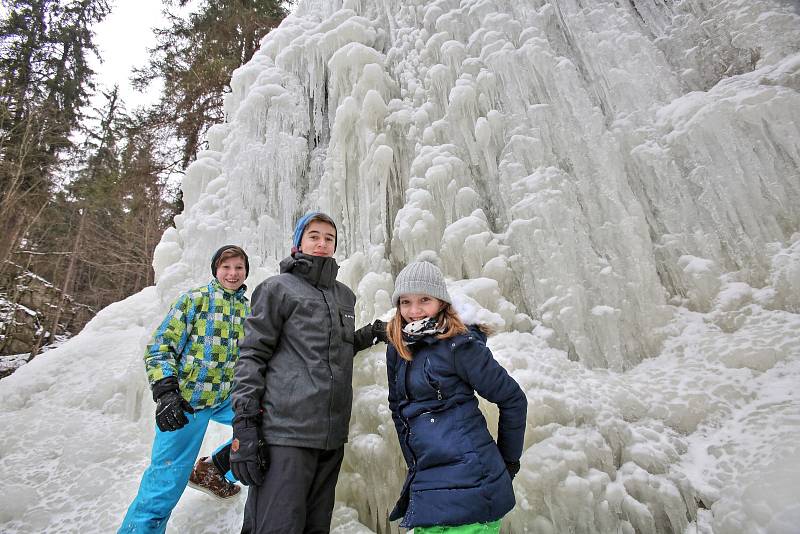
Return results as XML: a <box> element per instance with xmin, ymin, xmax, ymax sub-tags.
<box><xmin>263</xmin><ymin>434</ymin><xmax>348</xmax><ymax>451</ymax></box>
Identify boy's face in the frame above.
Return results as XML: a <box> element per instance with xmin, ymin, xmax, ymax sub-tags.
<box><xmin>216</xmin><ymin>257</ymin><xmax>247</xmax><ymax>290</ymax></box>
<box><xmin>299</xmin><ymin>220</ymin><xmax>336</xmax><ymax>257</ymax></box>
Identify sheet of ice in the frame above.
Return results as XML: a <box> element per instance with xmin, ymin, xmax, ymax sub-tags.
<box><xmin>2</xmin><ymin>0</ymin><xmax>800</xmax><ymax>532</ymax></box>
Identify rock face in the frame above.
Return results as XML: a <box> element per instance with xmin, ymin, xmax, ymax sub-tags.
<box><xmin>0</xmin><ymin>261</ymin><xmax>95</xmax><ymax>365</ymax></box>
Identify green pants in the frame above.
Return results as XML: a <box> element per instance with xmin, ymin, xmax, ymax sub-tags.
<box><xmin>413</xmin><ymin>519</ymin><xmax>502</xmax><ymax>534</ymax></box>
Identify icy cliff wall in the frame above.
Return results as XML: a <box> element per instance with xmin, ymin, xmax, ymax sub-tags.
<box><xmin>158</xmin><ymin>0</ymin><xmax>800</xmax><ymax>370</ymax></box>
<box><xmin>148</xmin><ymin>0</ymin><xmax>800</xmax><ymax>532</ymax></box>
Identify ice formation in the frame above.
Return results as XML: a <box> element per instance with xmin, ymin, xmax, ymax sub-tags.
<box><xmin>2</xmin><ymin>0</ymin><xmax>800</xmax><ymax>532</ymax></box>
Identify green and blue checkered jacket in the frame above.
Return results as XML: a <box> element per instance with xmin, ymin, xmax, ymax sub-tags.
<box><xmin>145</xmin><ymin>279</ymin><xmax>250</xmax><ymax>409</ymax></box>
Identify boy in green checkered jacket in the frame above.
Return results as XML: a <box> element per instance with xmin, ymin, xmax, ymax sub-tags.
<box><xmin>120</xmin><ymin>245</ymin><xmax>250</xmax><ymax>534</ymax></box>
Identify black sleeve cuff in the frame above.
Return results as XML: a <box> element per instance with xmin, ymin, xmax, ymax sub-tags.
<box><xmin>152</xmin><ymin>376</ymin><xmax>180</xmax><ymax>401</ymax></box>
<box><xmin>505</xmin><ymin>460</ymin><xmax>521</xmax><ymax>478</ymax></box>
<box><xmin>233</xmin><ymin>413</ymin><xmax>262</xmax><ymax>429</ymax></box>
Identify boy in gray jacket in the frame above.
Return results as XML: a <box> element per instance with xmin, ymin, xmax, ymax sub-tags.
<box><xmin>231</xmin><ymin>212</ymin><xmax>385</xmax><ymax>534</ymax></box>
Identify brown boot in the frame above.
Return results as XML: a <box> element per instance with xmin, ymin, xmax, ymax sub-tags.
<box><xmin>188</xmin><ymin>456</ymin><xmax>241</xmax><ymax>500</ymax></box>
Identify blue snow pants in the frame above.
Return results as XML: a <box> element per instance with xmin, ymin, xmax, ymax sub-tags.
<box><xmin>118</xmin><ymin>396</ymin><xmax>235</xmax><ymax>534</ymax></box>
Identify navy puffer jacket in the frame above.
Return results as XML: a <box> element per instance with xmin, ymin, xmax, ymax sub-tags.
<box><xmin>386</xmin><ymin>326</ymin><xmax>527</xmax><ymax>528</ymax></box>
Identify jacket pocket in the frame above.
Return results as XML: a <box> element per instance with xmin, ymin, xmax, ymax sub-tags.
<box><xmin>179</xmin><ymin>355</ymin><xmax>200</xmax><ymax>388</ymax></box>
<box><xmin>340</xmin><ymin>308</ymin><xmax>355</xmax><ymax>344</ymax></box>
<box><xmin>408</xmin><ymin>407</ymin><xmax>465</xmax><ymax>470</ymax></box>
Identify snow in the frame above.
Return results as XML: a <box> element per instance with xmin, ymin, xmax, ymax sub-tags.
<box><xmin>0</xmin><ymin>353</ymin><xmax>32</xmax><ymax>375</ymax></box>
<box><xmin>2</xmin><ymin>0</ymin><xmax>800</xmax><ymax>532</ymax></box>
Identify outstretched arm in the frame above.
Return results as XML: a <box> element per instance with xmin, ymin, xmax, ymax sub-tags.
<box><xmin>353</xmin><ymin>319</ymin><xmax>388</xmax><ymax>353</ymax></box>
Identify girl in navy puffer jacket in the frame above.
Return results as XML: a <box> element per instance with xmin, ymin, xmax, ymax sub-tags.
<box><xmin>385</xmin><ymin>260</ymin><xmax>528</xmax><ymax>533</ymax></box>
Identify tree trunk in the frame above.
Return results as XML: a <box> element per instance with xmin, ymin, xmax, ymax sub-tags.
<box><xmin>30</xmin><ymin>207</ymin><xmax>86</xmax><ymax>358</ymax></box>
<box><xmin>0</xmin><ymin>211</ymin><xmax>25</xmax><ymax>273</ymax></box>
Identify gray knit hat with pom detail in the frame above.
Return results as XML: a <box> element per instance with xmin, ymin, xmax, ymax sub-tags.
<box><xmin>392</xmin><ymin>261</ymin><xmax>452</xmax><ymax>305</ymax></box>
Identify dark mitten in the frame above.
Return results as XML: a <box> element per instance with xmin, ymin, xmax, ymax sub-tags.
<box><xmin>505</xmin><ymin>460</ymin><xmax>521</xmax><ymax>480</ymax></box>
<box><xmin>154</xmin><ymin>382</ymin><xmax>195</xmax><ymax>432</ymax></box>
<box><xmin>230</xmin><ymin>418</ymin><xmax>266</xmax><ymax>486</ymax></box>
<box><xmin>371</xmin><ymin>319</ymin><xmax>388</xmax><ymax>343</ymax></box>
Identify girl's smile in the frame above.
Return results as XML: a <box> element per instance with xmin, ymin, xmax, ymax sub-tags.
<box><xmin>398</xmin><ymin>294</ymin><xmax>444</xmax><ymax>323</ymax></box>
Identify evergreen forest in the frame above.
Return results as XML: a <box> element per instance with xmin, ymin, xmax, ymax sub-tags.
<box><xmin>0</xmin><ymin>0</ymin><xmax>289</xmax><ymax>357</ymax></box>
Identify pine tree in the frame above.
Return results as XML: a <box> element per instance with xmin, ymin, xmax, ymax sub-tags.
<box><xmin>21</xmin><ymin>89</ymin><xmax>174</xmax><ymax>314</ymax></box>
<box><xmin>2</xmin><ymin>0</ymin><xmax>288</xmax><ymax>354</ymax></box>
<box><xmin>0</xmin><ymin>0</ymin><xmax>111</xmax><ymax>266</ymax></box>
<box><xmin>115</xmin><ymin>118</ymin><xmax>178</xmax><ymax>294</ymax></box>
<box><xmin>134</xmin><ymin>0</ymin><xmax>289</xmax><ymax>169</ymax></box>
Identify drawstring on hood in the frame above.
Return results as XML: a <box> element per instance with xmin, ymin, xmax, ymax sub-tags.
<box><xmin>281</xmin><ymin>252</ymin><xmax>339</xmax><ymax>289</ymax></box>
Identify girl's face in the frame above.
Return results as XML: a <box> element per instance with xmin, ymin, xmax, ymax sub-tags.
<box><xmin>398</xmin><ymin>293</ymin><xmax>445</xmax><ymax>323</ymax></box>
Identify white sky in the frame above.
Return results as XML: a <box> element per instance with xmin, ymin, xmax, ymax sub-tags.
<box><xmin>91</xmin><ymin>0</ymin><xmax>168</xmax><ymax>111</ymax></box>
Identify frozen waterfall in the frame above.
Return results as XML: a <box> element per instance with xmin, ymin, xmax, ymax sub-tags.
<box><xmin>1</xmin><ymin>0</ymin><xmax>799</xmax><ymax>533</ymax></box>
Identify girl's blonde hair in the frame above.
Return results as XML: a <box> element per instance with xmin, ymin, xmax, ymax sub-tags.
<box><xmin>387</xmin><ymin>301</ymin><xmax>468</xmax><ymax>361</ymax></box>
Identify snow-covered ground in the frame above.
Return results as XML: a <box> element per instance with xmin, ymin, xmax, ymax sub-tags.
<box><xmin>0</xmin><ymin>293</ymin><xmax>70</xmax><ymax>378</ymax></box>
<box><xmin>3</xmin><ymin>0</ymin><xmax>800</xmax><ymax>532</ymax></box>
<box><xmin>1</xmin><ymin>283</ymin><xmax>798</xmax><ymax>532</ymax></box>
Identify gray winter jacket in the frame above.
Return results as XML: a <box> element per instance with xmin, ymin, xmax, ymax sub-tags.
<box><xmin>232</xmin><ymin>253</ymin><xmax>374</xmax><ymax>450</ymax></box>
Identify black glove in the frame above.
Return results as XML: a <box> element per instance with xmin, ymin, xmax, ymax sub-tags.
<box><xmin>505</xmin><ymin>460</ymin><xmax>521</xmax><ymax>480</ymax></box>
<box><xmin>230</xmin><ymin>418</ymin><xmax>267</xmax><ymax>486</ymax></box>
<box><xmin>153</xmin><ymin>377</ymin><xmax>195</xmax><ymax>432</ymax></box>
<box><xmin>371</xmin><ymin>319</ymin><xmax>388</xmax><ymax>343</ymax></box>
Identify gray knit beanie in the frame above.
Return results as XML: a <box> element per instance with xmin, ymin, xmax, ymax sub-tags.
<box><xmin>391</xmin><ymin>261</ymin><xmax>452</xmax><ymax>305</ymax></box>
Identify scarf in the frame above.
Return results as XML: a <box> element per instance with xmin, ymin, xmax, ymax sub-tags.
<box><xmin>402</xmin><ymin>317</ymin><xmax>444</xmax><ymax>346</ymax></box>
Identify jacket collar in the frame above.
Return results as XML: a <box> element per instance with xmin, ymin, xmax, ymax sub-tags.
<box><xmin>280</xmin><ymin>252</ymin><xmax>339</xmax><ymax>289</ymax></box>
<box><xmin>210</xmin><ymin>278</ymin><xmax>248</xmax><ymax>299</ymax></box>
